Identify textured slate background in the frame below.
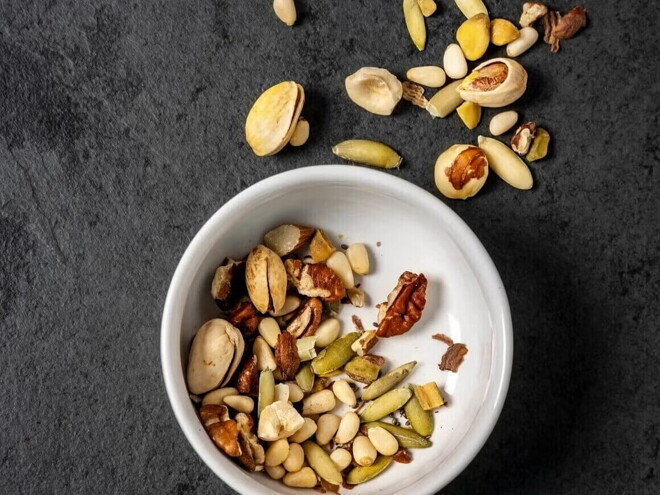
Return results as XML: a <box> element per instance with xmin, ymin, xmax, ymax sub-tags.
<box><xmin>1</xmin><ymin>0</ymin><xmax>658</xmax><ymax>494</ymax></box>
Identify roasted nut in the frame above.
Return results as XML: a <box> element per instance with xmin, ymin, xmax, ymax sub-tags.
<box><xmin>406</xmin><ymin>66</ymin><xmax>446</xmax><ymax>88</ymax></box>
<box><xmin>302</xmin><ymin>441</ymin><xmax>343</xmax><ymax>485</ymax></box>
<box><xmin>200</xmin><ymin>404</ymin><xmax>230</xmax><ymax>428</ymax></box>
<box><xmin>526</xmin><ymin>128</ymin><xmax>550</xmax><ymax>161</ymax></box>
<box><xmin>332</xmin><ymin>139</ymin><xmax>403</xmax><ymax>168</ymax></box>
<box><xmin>426</xmin><ymin>80</ymin><xmax>464</xmax><ymax>118</ymax></box>
<box><xmin>224</xmin><ymin>395</ymin><xmax>255</xmax><ymax>414</ymax></box>
<box><xmin>258</xmin><ymin>317</ymin><xmax>281</xmax><ymax>348</ymax></box>
<box><xmin>286</xmin><ymin>297</ymin><xmax>323</xmax><ymax>338</ymax></box>
<box><xmin>258</xmin><ymin>400</ymin><xmax>305</xmax><ymax>441</ymax></box>
<box><xmin>489</xmin><ymin>110</ymin><xmax>519</xmax><ymax>136</ymax></box>
<box><xmin>289</xmin><ymin>117</ymin><xmax>309</xmax><ymax>147</ymax></box>
<box><xmin>352</xmin><ymin>435</ymin><xmax>377</xmax><ymax>466</ymax></box>
<box><xmin>456</xmin><ymin>13</ymin><xmax>490</xmax><ymax>61</ymax></box>
<box><xmin>443</xmin><ymin>43</ymin><xmax>468</xmax><ymax>80</ymax></box>
<box><xmin>258</xmin><ymin>369</ymin><xmax>275</xmax><ymax>416</ymax></box>
<box><xmin>454</xmin><ymin>0</ymin><xmax>488</xmax><ymax>18</ymax></box>
<box><xmin>520</xmin><ymin>2</ymin><xmax>548</xmax><ymax>27</ymax></box>
<box><xmin>309</xmin><ymin>230</ymin><xmax>336</xmax><ymax>262</ymax></box>
<box><xmin>187</xmin><ymin>319</ymin><xmax>245</xmax><ymax>394</ymax></box>
<box><xmin>330</xmin><ymin>448</ymin><xmax>352</xmax><ymax>471</ymax></box>
<box><xmin>237</xmin><ymin>355</ymin><xmax>259</xmax><ymax>395</ymax></box>
<box><xmin>302</xmin><ymin>389</ymin><xmax>336</xmax><ymax>416</ymax></box>
<box><xmin>269</xmin><ymin>294</ymin><xmax>302</xmax><ymax>317</ymax></box>
<box><xmin>326</xmin><ymin>251</ymin><xmax>354</xmax><ymax>289</ymax></box>
<box><xmin>316</xmin><ymin>413</ymin><xmax>341</xmax><ymax>445</ymax></box>
<box><xmin>273</xmin><ymin>0</ymin><xmax>296</xmax><ymax>26</ymax></box>
<box><xmin>543</xmin><ymin>6</ymin><xmax>587</xmax><ymax>53</ymax></box>
<box><xmin>362</xmin><ymin>361</ymin><xmax>417</xmax><ymax>401</ymax></box>
<box><xmin>289</xmin><ymin>417</ymin><xmax>318</xmax><ymax>443</ymax></box>
<box><xmin>414</xmin><ymin>382</ymin><xmax>445</xmax><ymax>410</ymax></box>
<box><xmin>376</xmin><ymin>272</ymin><xmax>428</xmax><ymax>337</ymax></box>
<box><xmin>282</xmin><ymin>467</ymin><xmax>317</xmax><ymax>488</ymax></box>
<box><xmin>283</xmin><ymin>442</ymin><xmax>305</xmax><ymax>472</ymax></box>
<box><xmin>435</xmin><ymin>144</ymin><xmax>489</xmax><ymax>200</ymax></box>
<box><xmin>245</xmin><ymin>81</ymin><xmax>303</xmax><ymax>156</ymax></box>
<box><xmin>276</xmin><ymin>332</ymin><xmax>301</xmax><ymax>380</ymax></box>
<box><xmin>478</xmin><ymin>135</ymin><xmax>533</xmax><ymax>189</ymax></box>
<box><xmin>403</xmin><ymin>387</ymin><xmax>434</xmax><ymax>436</ymax></box>
<box><xmin>263</xmin><ymin>224</ymin><xmax>314</xmax><ymax>256</ymax></box>
<box><xmin>403</xmin><ymin>0</ymin><xmax>426</xmax><ymax>51</ymax></box>
<box><xmin>367</xmin><ymin>426</ymin><xmax>399</xmax><ymax>456</ymax></box>
<box><xmin>346</xmin><ymin>455</ymin><xmax>393</xmax><ymax>484</ymax></box>
<box><xmin>334</xmin><ymin>411</ymin><xmax>360</xmax><ymax>444</ymax></box>
<box><xmin>314</xmin><ymin>318</ymin><xmax>341</xmax><ymax>348</ymax></box>
<box><xmin>402</xmin><ymin>81</ymin><xmax>429</xmax><ymax>109</ymax></box>
<box><xmin>345</xmin><ymin>67</ymin><xmax>403</xmax><ymax>116</ymax></box>
<box><xmin>246</xmin><ymin>245</ymin><xmax>287</xmax><ymax>314</ymax></box>
<box><xmin>506</xmin><ymin>26</ymin><xmax>539</xmax><ymax>57</ymax></box>
<box><xmin>456</xmin><ymin>101</ymin><xmax>482</xmax><ymax>130</ymax></box>
<box><xmin>362</xmin><ymin>422</ymin><xmax>432</xmax><ymax>448</ymax></box>
<box><xmin>311</xmin><ymin>332</ymin><xmax>360</xmax><ymax>375</ymax></box>
<box><xmin>458</xmin><ymin>58</ymin><xmax>528</xmax><ymax>108</ymax></box>
<box><xmin>211</xmin><ymin>258</ymin><xmax>245</xmax><ymax>309</ymax></box>
<box><xmin>265</xmin><ymin>439</ymin><xmax>290</xmax><ymax>467</ymax></box>
<box><xmin>207</xmin><ymin>419</ymin><xmax>242</xmax><ymax>457</ymax></box>
<box><xmin>228</xmin><ymin>300</ymin><xmax>261</xmax><ymax>338</ymax></box>
<box><xmin>351</xmin><ymin>330</ymin><xmax>379</xmax><ymax>356</ymax></box>
<box><xmin>490</xmin><ymin>19</ymin><xmax>520</xmax><ymax>46</ymax></box>
<box><xmin>285</xmin><ymin>259</ymin><xmax>345</xmax><ymax>302</ymax></box>
<box><xmin>511</xmin><ymin>122</ymin><xmax>537</xmax><ymax>155</ymax></box>
<box><xmin>332</xmin><ymin>379</ymin><xmax>357</xmax><ymax>406</ymax></box>
<box><xmin>202</xmin><ymin>387</ymin><xmax>238</xmax><ymax>406</ymax></box>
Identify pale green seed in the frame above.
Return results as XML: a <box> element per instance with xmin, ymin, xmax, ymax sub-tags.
<box><xmin>346</xmin><ymin>455</ymin><xmax>393</xmax><ymax>484</ymax></box>
<box><xmin>361</xmin><ymin>361</ymin><xmax>417</xmax><ymax>401</ymax></box>
<box><xmin>362</xmin><ymin>422</ymin><xmax>432</xmax><ymax>448</ymax></box>
<box><xmin>359</xmin><ymin>388</ymin><xmax>412</xmax><ymax>423</ymax></box>
<box><xmin>403</xmin><ymin>386</ymin><xmax>434</xmax><ymax>436</ymax></box>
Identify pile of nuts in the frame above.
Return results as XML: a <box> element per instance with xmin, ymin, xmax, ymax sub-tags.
<box><xmin>187</xmin><ymin>225</ymin><xmax>449</xmax><ymax>489</ymax></box>
<box><xmin>246</xmin><ymin>1</ymin><xmax>587</xmax><ymax>201</ymax></box>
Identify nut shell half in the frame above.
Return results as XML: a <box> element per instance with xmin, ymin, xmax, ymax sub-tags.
<box><xmin>435</xmin><ymin>145</ymin><xmax>489</xmax><ymax>199</ymax></box>
<box><xmin>458</xmin><ymin>58</ymin><xmax>527</xmax><ymax>108</ymax></box>
<box><xmin>345</xmin><ymin>67</ymin><xmax>403</xmax><ymax>116</ymax></box>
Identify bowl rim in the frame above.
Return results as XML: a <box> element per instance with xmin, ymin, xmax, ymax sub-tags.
<box><xmin>161</xmin><ymin>165</ymin><xmax>513</xmax><ymax>495</ymax></box>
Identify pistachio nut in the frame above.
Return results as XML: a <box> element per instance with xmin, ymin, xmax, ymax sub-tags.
<box><xmin>245</xmin><ymin>244</ymin><xmax>287</xmax><ymax>314</ymax></box>
<box><xmin>345</xmin><ymin>67</ymin><xmax>403</xmax><ymax>116</ymax></box>
<box><xmin>344</xmin><ymin>355</ymin><xmax>382</xmax><ymax>384</ymax></box>
<box><xmin>478</xmin><ymin>135</ymin><xmax>533</xmax><ymax>189</ymax></box>
<box><xmin>458</xmin><ymin>58</ymin><xmax>528</xmax><ymax>108</ymax></box>
<box><xmin>361</xmin><ymin>361</ymin><xmax>417</xmax><ymax>401</ymax></box>
<box><xmin>359</xmin><ymin>388</ymin><xmax>413</xmax><ymax>423</ymax></box>
<box><xmin>361</xmin><ymin>422</ymin><xmax>432</xmax><ymax>448</ymax></box>
<box><xmin>187</xmin><ymin>319</ymin><xmax>245</xmax><ymax>395</ymax></box>
<box><xmin>526</xmin><ymin>128</ymin><xmax>550</xmax><ymax>161</ymax></box>
<box><xmin>345</xmin><ymin>455</ymin><xmax>393</xmax><ymax>485</ymax></box>
<box><xmin>434</xmin><ymin>144</ymin><xmax>489</xmax><ymax>200</ymax></box>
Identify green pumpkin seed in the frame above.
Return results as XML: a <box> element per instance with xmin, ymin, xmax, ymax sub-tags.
<box><xmin>362</xmin><ymin>422</ymin><xmax>432</xmax><ymax>448</ymax></box>
<box><xmin>346</xmin><ymin>455</ymin><xmax>393</xmax><ymax>484</ymax></box>
<box><xmin>302</xmin><ymin>441</ymin><xmax>343</xmax><ymax>485</ymax></box>
<box><xmin>403</xmin><ymin>386</ymin><xmax>434</xmax><ymax>436</ymax></box>
<box><xmin>361</xmin><ymin>361</ymin><xmax>417</xmax><ymax>401</ymax></box>
<box><xmin>359</xmin><ymin>388</ymin><xmax>412</xmax><ymax>423</ymax></box>
<box><xmin>311</xmin><ymin>332</ymin><xmax>359</xmax><ymax>375</ymax></box>
<box><xmin>344</xmin><ymin>356</ymin><xmax>381</xmax><ymax>384</ymax></box>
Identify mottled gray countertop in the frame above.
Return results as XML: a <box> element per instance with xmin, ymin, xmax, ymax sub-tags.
<box><xmin>1</xmin><ymin>0</ymin><xmax>658</xmax><ymax>494</ymax></box>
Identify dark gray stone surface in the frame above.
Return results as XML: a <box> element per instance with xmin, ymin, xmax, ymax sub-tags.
<box><xmin>1</xmin><ymin>0</ymin><xmax>658</xmax><ymax>493</ymax></box>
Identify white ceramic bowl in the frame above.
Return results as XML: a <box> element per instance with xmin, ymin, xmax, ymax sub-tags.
<box><xmin>161</xmin><ymin>165</ymin><xmax>512</xmax><ymax>495</ymax></box>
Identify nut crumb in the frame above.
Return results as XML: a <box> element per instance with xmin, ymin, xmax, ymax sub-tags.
<box><xmin>432</xmin><ymin>333</ymin><xmax>454</xmax><ymax>346</ymax></box>
<box><xmin>439</xmin><ymin>343</ymin><xmax>469</xmax><ymax>372</ymax></box>
<box><xmin>352</xmin><ymin>315</ymin><xmax>365</xmax><ymax>332</ymax></box>
<box><xmin>376</xmin><ymin>241</ymin><xmax>381</xmax><ymax>247</ymax></box>
<box><xmin>341</xmin><ymin>244</ymin><xmax>348</xmax><ymax>250</ymax></box>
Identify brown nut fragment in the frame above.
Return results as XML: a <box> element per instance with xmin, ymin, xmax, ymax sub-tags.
<box><xmin>228</xmin><ymin>300</ymin><xmax>262</xmax><ymax>338</ymax></box>
<box><xmin>401</xmin><ymin>81</ymin><xmax>429</xmax><ymax>109</ymax></box>
<box><xmin>286</xmin><ymin>297</ymin><xmax>323</xmax><ymax>338</ymax></box>
<box><xmin>310</xmin><ymin>229</ymin><xmax>336</xmax><ymax>262</ymax></box>
<box><xmin>275</xmin><ymin>331</ymin><xmax>301</xmax><ymax>380</ymax></box>
<box><xmin>376</xmin><ymin>272</ymin><xmax>427</xmax><ymax>338</ymax></box>
<box><xmin>393</xmin><ymin>448</ymin><xmax>412</xmax><ymax>464</ymax></box>
<box><xmin>520</xmin><ymin>2</ymin><xmax>548</xmax><ymax>27</ymax></box>
<box><xmin>285</xmin><ymin>259</ymin><xmax>345</xmax><ymax>302</ymax></box>
<box><xmin>351</xmin><ymin>330</ymin><xmax>379</xmax><ymax>356</ymax></box>
<box><xmin>347</xmin><ymin>287</ymin><xmax>366</xmax><ymax>308</ymax></box>
<box><xmin>511</xmin><ymin>122</ymin><xmax>537</xmax><ymax>155</ymax></box>
<box><xmin>439</xmin><ymin>343</ymin><xmax>469</xmax><ymax>372</ymax></box>
<box><xmin>263</xmin><ymin>224</ymin><xmax>314</xmax><ymax>256</ymax></box>
<box><xmin>544</xmin><ymin>6</ymin><xmax>587</xmax><ymax>53</ymax></box>
<box><xmin>211</xmin><ymin>258</ymin><xmax>246</xmax><ymax>309</ymax></box>
<box><xmin>236</xmin><ymin>412</ymin><xmax>265</xmax><ymax>472</ymax></box>
<box><xmin>245</xmin><ymin>245</ymin><xmax>288</xmax><ymax>314</ymax></box>
<box><xmin>200</xmin><ymin>404</ymin><xmax>230</xmax><ymax>428</ymax></box>
<box><xmin>207</xmin><ymin>419</ymin><xmax>242</xmax><ymax>457</ymax></box>
<box><xmin>236</xmin><ymin>355</ymin><xmax>259</xmax><ymax>395</ymax></box>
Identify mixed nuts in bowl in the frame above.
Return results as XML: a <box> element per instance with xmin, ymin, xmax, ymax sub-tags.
<box><xmin>161</xmin><ymin>166</ymin><xmax>513</xmax><ymax>494</ymax></box>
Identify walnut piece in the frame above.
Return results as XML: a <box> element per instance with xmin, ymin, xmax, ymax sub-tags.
<box><xmin>211</xmin><ymin>258</ymin><xmax>246</xmax><ymax>309</ymax></box>
<box><xmin>543</xmin><ymin>6</ymin><xmax>587</xmax><ymax>53</ymax></box>
<box><xmin>285</xmin><ymin>297</ymin><xmax>323</xmax><ymax>338</ymax></box>
<box><xmin>200</xmin><ymin>404</ymin><xmax>230</xmax><ymax>428</ymax></box>
<box><xmin>520</xmin><ymin>2</ymin><xmax>548</xmax><ymax>27</ymax></box>
<box><xmin>376</xmin><ymin>272</ymin><xmax>428</xmax><ymax>337</ymax></box>
<box><xmin>206</xmin><ymin>418</ymin><xmax>242</xmax><ymax>457</ymax></box>
<box><xmin>511</xmin><ymin>122</ymin><xmax>537</xmax><ymax>155</ymax></box>
<box><xmin>285</xmin><ymin>259</ymin><xmax>345</xmax><ymax>302</ymax></box>
<box><xmin>236</xmin><ymin>355</ymin><xmax>259</xmax><ymax>395</ymax></box>
<box><xmin>275</xmin><ymin>332</ymin><xmax>301</xmax><ymax>380</ymax></box>
<box><xmin>228</xmin><ymin>300</ymin><xmax>261</xmax><ymax>338</ymax></box>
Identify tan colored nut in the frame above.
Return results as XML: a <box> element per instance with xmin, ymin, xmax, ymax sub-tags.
<box><xmin>223</xmin><ymin>395</ymin><xmax>255</xmax><ymax>414</ymax></box>
<box><xmin>489</xmin><ymin>110</ymin><xmax>519</xmax><ymax>136</ymax></box>
<box><xmin>456</xmin><ymin>13</ymin><xmax>490</xmax><ymax>61</ymax></box>
<box><xmin>347</xmin><ymin>287</ymin><xmax>366</xmax><ymax>308</ymax></box>
<box><xmin>456</xmin><ymin>101</ymin><xmax>482</xmax><ymax>130</ymax></box>
<box><xmin>310</xmin><ymin>229</ymin><xmax>336</xmax><ymax>262</ymax></box>
<box><xmin>491</xmin><ymin>19</ymin><xmax>520</xmax><ymax>46</ymax></box>
<box><xmin>283</xmin><ymin>443</ymin><xmax>305</xmax><ymax>472</ymax></box>
<box><xmin>454</xmin><ymin>0</ymin><xmax>488</xmax><ymax>18</ymax></box>
<box><xmin>269</xmin><ymin>294</ymin><xmax>301</xmax><ymax>317</ymax></box>
<box><xmin>435</xmin><ymin>144</ymin><xmax>489</xmax><ymax>200</ymax></box>
<box><xmin>302</xmin><ymin>390</ymin><xmax>336</xmax><ymax>416</ymax></box>
<box><xmin>345</xmin><ymin>67</ymin><xmax>403</xmax><ymax>116</ymax></box>
<box><xmin>245</xmin><ymin>245</ymin><xmax>287</xmax><ymax>314</ymax></box>
<box><xmin>351</xmin><ymin>330</ymin><xmax>379</xmax><ymax>356</ymax></box>
<box><xmin>330</xmin><ymin>448</ymin><xmax>353</xmax><ymax>471</ymax></box>
<box><xmin>403</xmin><ymin>0</ymin><xmax>426</xmax><ymax>51</ymax></box>
<box><xmin>314</xmin><ymin>318</ymin><xmax>341</xmax><ymax>348</ymax></box>
<box><xmin>367</xmin><ymin>426</ymin><xmax>399</xmax><ymax>456</ymax></box>
<box><xmin>288</xmin><ymin>417</ymin><xmax>318</xmax><ymax>443</ymax></box>
<box><xmin>332</xmin><ymin>379</ymin><xmax>357</xmax><ymax>407</ymax></box>
<box><xmin>258</xmin><ymin>317</ymin><xmax>281</xmax><ymax>348</ymax></box>
<box><xmin>273</xmin><ymin>0</ymin><xmax>296</xmax><ymax>26</ymax></box>
<box><xmin>285</xmin><ymin>259</ymin><xmax>346</xmax><ymax>302</ymax></box>
<box><xmin>520</xmin><ymin>2</ymin><xmax>548</xmax><ymax>27</ymax></box>
<box><xmin>283</xmin><ymin>467</ymin><xmax>317</xmax><ymax>488</ymax></box>
<box><xmin>426</xmin><ymin>80</ymin><xmax>464</xmax><ymax>118</ymax></box>
<box><xmin>201</xmin><ymin>387</ymin><xmax>238</xmax><ymax>406</ymax></box>
<box><xmin>210</xmin><ymin>258</ymin><xmax>244</xmax><ymax>309</ymax></box>
<box><xmin>335</xmin><ymin>412</ymin><xmax>360</xmax><ymax>444</ymax></box>
<box><xmin>253</xmin><ymin>336</ymin><xmax>278</xmax><ymax>371</ymax></box>
<box><xmin>346</xmin><ymin>243</ymin><xmax>370</xmax><ymax>275</ymax></box>
<box><xmin>258</xmin><ymin>400</ymin><xmax>305</xmax><ymax>441</ymax></box>
<box><xmin>289</xmin><ymin>117</ymin><xmax>309</xmax><ymax>147</ymax></box>
<box><xmin>316</xmin><ymin>414</ymin><xmax>341</xmax><ymax>445</ymax></box>
<box><xmin>416</xmin><ymin>0</ymin><xmax>437</xmax><ymax>17</ymax></box>
<box><xmin>478</xmin><ymin>135</ymin><xmax>533</xmax><ymax>189</ymax></box>
<box><xmin>511</xmin><ymin>122</ymin><xmax>537</xmax><ymax>155</ymax></box>
<box><xmin>264</xmin><ymin>225</ymin><xmax>314</xmax><ymax>257</ymax></box>
<box><xmin>459</xmin><ymin>58</ymin><xmax>528</xmax><ymax>108</ymax></box>
<box><xmin>406</xmin><ymin>66</ymin><xmax>446</xmax><ymax>88</ymax></box>
<box><xmin>332</xmin><ymin>140</ymin><xmax>403</xmax><ymax>169</ymax></box>
<box><xmin>286</xmin><ymin>382</ymin><xmax>305</xmax><ymax>403</ymax></box>
<box><xmin>265</xmin><ymin>438</ymin><xmax>290</xmax><ymax>467</ymax></box>
<box><xmin>443</xmin><ymin>43</ymin><xmax>468</xmax><ymax>80</ymax></box>
<box><xmin>326</xmin><ymin>251</ymin><xmax>354</xmax><ymax>289</ymax></box>
<box><xmin>265</xmin><ymin>464</ymin><xmax>286</xmax><ymax>479</ymax></box>
<box><xmin>352</xmin><ymin>435</ymin><xmax>377</xmax><ymax>466</ymax></box>
<box><xmin>200</xmin><ymin>404</ymin><xmax>230</xmax><ymax>428</ymax></box>
<box><xmin>506</xmin><ymin>27</ymin><xmax>539</xmax><ymax>57</ymax></box>
<box><xmin>274</xmin><ymin>383</ymin><xmax>290</xmax><ymax>403</ymax></box>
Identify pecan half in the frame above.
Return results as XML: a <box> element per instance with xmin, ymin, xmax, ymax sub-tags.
<box><xmin>285</xmin><ymin>259</ymin><xmax>345</xmax><ymax>302</ymax></box>
<box><xmin>236</xmin><ymin>355</ymin><xmax>259</xmax><ymax>395</ymax></box>
<box><xmin>511</xmin><ymin>122</ymin><xmax>537</xmax><ymax>155</ymax></box>
<box><xmin>285</xmin><ymin>297</ymin><xmax>323</xmax><ymax>338</ymax></box>
<box><xmin>376</xmin><ymin>272</ymin><xmax>428</xmax><ymax>337</ymax></box>
<box><xmin>207</xmin><ymin>419</ymin><xmax>242</xmax><ymax>457</ymax></box>
<box><xmin>275</xmin><ymin>332</ymin><xmax>301</xmax><ymax>380</ymax></box>
<box><xmin>200</xmin><ymin>404</ymin><xmax>230</xmax><ymax>428</ymax></box>
<box><xmin>228</xmin><ymin>300</ymin><xmax>262</xmax><ymax>338</ymax></box>
<box><xmin>211</xmin><ymin>258</ymin><xmax>246</xmax><ymax>309</ymax></box>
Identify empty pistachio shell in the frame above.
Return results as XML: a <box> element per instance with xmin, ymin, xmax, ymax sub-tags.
<box><xmin>456</xmin><ymin>13</ymin><xmax>490</xmax><ymax>61</ymax></box>
<box><xmin>489</xmin><ymin>110</ymin><xmax>519</xmax><ymax>136</ymax></box>
<box><xmin>426</xmin><ymin>80</ymin><xmax>464</xmax><ymax>118</ymax></box>
<box><xmin>289</xmin><ymin>117</ymin><xmax>309</xmax><ymax>147</ymax></box>
<box><xmin>403</xmin><ymin>0</ymin><xmax>426</xmax><ymax>51</ymax></box>
<box><xmin>490</xmin><ymin>18</ymin><xmax>520</xmax><ymax>46</ymax></box>
<box><xmin>245</xmin><ymin>81</ymin><xmax>303</xmax><ymax>156</ymax></box>
<box><xmin>273</xmin><ymin>0</ymin><xmax>296</xmax><ymax>26</ymax></box>
<box><xmin>403</xmin><ymin>387</ymin><xmax>434</xmax><ymax>436</ymax></box>
<box><xmin>443</xmin><ymin>43</ymin><xmax>468</xmax><ymax>79</ymax></box>
<box><xmin>246</xmin><ymin>244</ymin><xmax>287</xmax><ymax>314</ymax></box>
<box><xmin>311</xmin><ymin>332</ymin><xmax>359</xmax><ymax>375</ymax></box>
<box><xmin>506</xmin><ymin>27</ymin><xmax>539</xmax><ymax>57</ymax></box>
<box><xmin>434</xmin><ymin>144</ymin><xmax>489</xmax><ymax>200</ymax></box>
<box><xmin>346</xmin><ymin>455</ymin><xmax>393</xmax><ymax>484</ymax></box>
<box><xmin>362</xmin><ymin>422</ymin><xmax>432</xmax><ymax>448</ymax></box>
<box><xmin>459</xmin><ymin>58</ymin><xmax>528</xmax><ymax>108</ymax></box>
<box><xmin>345</xmin><ymin>67</ymin><xmax>403</xmax><ymax>116</ymax></box>
<box><xmin>478</xmin><ymin>135</ymin><xmax>533</xmax><ymax>189</ymax></box>
<box><xmin>406</xmin><ymin>66</ymin><xmax>446</xmax><ymax>88</ymax></box>
<box><xmin>362</xmin><ymin>361</ymin><xmax>417</xmax><ymax>401</ymax></box>
<box><xmin>360</xmin><ymin>388</ymin><xmax>413</xmax><ymax>423</ymax></box>
<box><xmin>302</xmin><ymin>441</ymin><xmax>343</xmax><ymax>485</ymax></box>
<box><xmin>332</xmin><ymin>140</ymin><xmax>403</xmax><ymax>168</ymax></box>
<box><xmin>454</xmin><ymin>0</ymin><xmax>488</xmax><ymax>18</ymax></box>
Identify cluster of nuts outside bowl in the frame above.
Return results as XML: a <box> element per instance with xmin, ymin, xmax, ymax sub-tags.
<box><xmin>247</xmin><ymin>0</ymin><xmax>587</xmax><ymax>200</ymax></box>
<box><xmin>186</xmin><ymin>225</ymin><xmax>455</xmax><ymax>490</ymax></box>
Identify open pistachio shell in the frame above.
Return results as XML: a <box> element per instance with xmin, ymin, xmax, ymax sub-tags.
<box><xmin>458</xmin><ymin>58</ymin><xmax>527</xmax><ymax>108</ymax></box>
<box><xmin>345</xmin><ymin>67</ymin><xmax>403</xmax><ymax>116</ymax></box>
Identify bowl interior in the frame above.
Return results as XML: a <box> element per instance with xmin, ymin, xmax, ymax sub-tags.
<box><xmin>162</xmin><ymin>166</ymin><xmax>512</xmax><ymax>495</ymax></box>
